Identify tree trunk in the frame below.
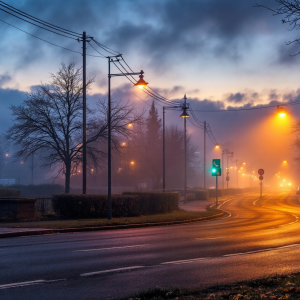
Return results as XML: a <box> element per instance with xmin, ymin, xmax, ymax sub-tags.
<box><xmin>65</xmin><ymin>162</ymin><xmax>71</xmax><ymax>193</ymax></box>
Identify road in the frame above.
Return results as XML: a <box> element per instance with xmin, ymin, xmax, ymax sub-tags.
<box><xmin>1</xmin><ymin>191</ymin><xmax>300</xmax><ymax>299</ymax></box>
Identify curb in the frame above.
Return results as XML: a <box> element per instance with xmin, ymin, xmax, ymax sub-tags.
<box><xmin>0</xmin><ymin>212</ymin><xmax>224</xmax><ymax>239</ymax></box>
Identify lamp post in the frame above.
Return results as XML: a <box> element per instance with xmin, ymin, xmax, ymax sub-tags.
<box><xmin>107</xmin><ymin>56</ymin><xmax>148</xmax><ymax>220</ymax></box>
<box><xmin>204</xmin><ymin>121</ymin><xmax>206</xmax><ymax>189</ymax></box>
<box><xmin>180</xmin><ymin>95</ymin><xmax>189</xmax><ymax>203</ymax></box>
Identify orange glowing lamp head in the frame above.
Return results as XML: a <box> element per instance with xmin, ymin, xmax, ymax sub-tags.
<box><xmin>215</xmin><ymin>143</ymin><xmax>220</xmax><ymax>149</ymax></box>
<box><xmin>128</xmin><ymin>123</ymin><xmax>133</xmax><ymax>128</ymax></box>
<box><xmin>122</xmin><ymin>142</ymin><xmax>126</xmax><ymax>146</ymax></box>
<box><xmin>277</xmin><ymin>106</ymin><xmax>287</xmax><ymax>118</ymax></box>
<box><xmin>283</xmin><ymin>160</ymin><xmax>287</xmax><ymax>164</ymax></box>
<box><xmin>130</xmin><ymin>161</ymin><xmax>135</xmax><ymax>165</ymax></box>
<box><xmin>180</xmin><ymin>109</ymin><xmax>189</xmax><ymax>118</ymax></box>
<box><xmin>134</xmin><ymin>70</ymin><xmax>148</xmax><ymax>89</ymax></box>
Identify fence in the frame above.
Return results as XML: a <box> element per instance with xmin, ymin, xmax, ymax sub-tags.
<box><xmin>35</xmin><ymin>198</ymin><xmax>54</xmax><ymax>216</ymax></box>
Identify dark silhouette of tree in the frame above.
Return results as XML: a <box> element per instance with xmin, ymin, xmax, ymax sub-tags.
<box><xmin>256</xmin><ymin>0</ymin><xmax>300</xmax><ymax>54</ymax></box>
<box><xmin>6</xmin><ymin>62</ymin><xmax>142</xmax><ymax>193</ymax></box>
<box><xmin>165</xmin><ymin>125</ymin><xmax>197</xmax><ymax>189</ymax></box>
<box><xmin>144</xmin><ymin>101</ymin><xmax>162</xmax><ymax>189</ymax></box>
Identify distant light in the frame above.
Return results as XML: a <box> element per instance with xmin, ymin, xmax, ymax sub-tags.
<box><xmin>283</xmin><ymin>160</ymin><xmax>287</xmax><ymax>164</ymax></box>
<box><xmin>121</xmin><ymin>142</ymin><xmax>126</xmax><ymax>146</ymax></box>
<box><xmin>283</xmin><ymin>179</ymin><xmax>286</xmax><ymax>181</ymax></box>
<box><xmin>128</xmin><ymin>123</ymin><xmax>133</xmax><ymax>128</ymax></box>
<box><xmin>20</xmin><ymin>161</ymin><xmax>24</xmax><ymax>165</ymax></box>
<box><xmin>289</xmin><ymin>183</ymin><xmax>291</xmax><ymax>186</ymax></box>
<box><xmin>130</xmin><ymin>161</ymin><xmax>135</xmax><ymax>165</ymax></box>
<box><xmin>280</xmin><ymin>184</ymin><xmax>283</xmax><ymax>187</ymax></box>
<box><xmin>243</xmin><ymin>162</ymin><xmax>246</xmax><ymax>165</ymax></box>
<box><xmin>5</xmin><ymin>153</ymin><xmax>9</xmax><ymax>157</ymax></box>
<box><xmin>215</xmin><ymin>143</ymin><xmax>220</xmax><ymax>149</ymax></box>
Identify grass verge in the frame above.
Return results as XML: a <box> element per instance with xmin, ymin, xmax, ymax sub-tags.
<box><xmin>120</xmin><ymin>272</ymin><xmax>300</xmax><ymax>299</ymax></box>
<box><xmin>0</xmin><ymin>208</ymin><xmax>222</xmax><ymax>229</ymax></box>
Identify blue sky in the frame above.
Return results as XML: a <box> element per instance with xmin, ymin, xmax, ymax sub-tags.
<box><xmin>0</xmin><ymin>0</ymin><xmax>299</xmax><ymax>185</ymax></box>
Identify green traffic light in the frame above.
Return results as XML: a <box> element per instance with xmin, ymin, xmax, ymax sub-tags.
<box><xmin>212</xmin><ymin>168</ymin><xmax>216</xmax><ymax>173</ymax></box>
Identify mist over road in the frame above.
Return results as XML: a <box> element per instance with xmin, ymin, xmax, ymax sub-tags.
<box><xmin>1</xmin><ymin>191</ymin><xmax>300</xmax><ymax>299</ymax></box>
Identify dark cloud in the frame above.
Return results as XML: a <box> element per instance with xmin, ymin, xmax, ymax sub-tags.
<box><xmin>0</xmin><ymin>0</ymin><xmax>285</xmax><ymax>71</ymax></box>
<box><xmin>226</xmin><ymin>93</ymin><xmax>246</xmax><ymax>103</ymax></box>
<box><xmin>0</xmin><ymin>73</ymin><xmax>11</xmax><ymax>87</ymax></box>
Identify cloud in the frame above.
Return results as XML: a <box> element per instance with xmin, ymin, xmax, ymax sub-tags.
<box><xmin>0</xmin><ymin>73</ymin><xmax>12</xmax><ymax>87</ymax></box>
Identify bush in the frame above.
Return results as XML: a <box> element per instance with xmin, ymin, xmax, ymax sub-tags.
<box><xmin>195</xmin><ymin>190</ymin><xmax>209</xmax><ymax>200</ymax></box>
<box><xmin>8</xmin><ymin>184</ymin><xmax>64</xmax><ymax>197</ymax></box>
<box><xmin>52</xmin><ymin>194</ymin><xmax>139</xmax><ymax>218</ymax></box>
<box><xmin>0</xmin><ymin>188</ymin><xmax>21</xmax><ymax>198</ymax></box>
<box><xmin>122</xmin><ymin>192</ymin><xmax>179</xmax><ymax>214</ymax></box>
<box><xmin>186</xmin><ymin>193</ymin><xmax>195</xmax><ymax>201</ymax></box>
<box><xmin>208</xmin><ymin>189</ymin><xmax>223</xmax><ymax>198</ymax></box>
<box><xmin>52</xmin><ymin>192</ymin><xmax>179</xmax><ymax>219</ymax></box>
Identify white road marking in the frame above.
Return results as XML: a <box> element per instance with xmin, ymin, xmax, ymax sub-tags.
<box><xmin>0</xmin><ymin>280</ymin><xmax>46</xmax><ymax>290</ymax></box>
<box><xmin>80</xmin><ymin>266</ymin><xmax>144</xmax><ymax>277</ymax></box>
<box><xmin>195</xmin><ymin>236</ymin><xmax>234</xmax><ymax>240</ymax></box>
<box><xmin>161</xmin><ymin>257</ymin><xmax>211</xmax><ymax>265</ymax></box>
<box><xmin>0</xmin><ymin>279</ymin><xmax>66</xmax><ymax>290</ymax></box>
<box><xmin>74</xmin><ymin>244</ymin><xmax>149</xmax><ymax>252</ymax></box>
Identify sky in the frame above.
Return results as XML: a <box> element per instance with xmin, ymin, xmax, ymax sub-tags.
<box><xmin>0</xmin><ymin>0</ymin><xmax>299</xmax><ymax>187</ymax></box>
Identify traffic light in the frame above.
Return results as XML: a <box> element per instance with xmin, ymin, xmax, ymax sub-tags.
<box><xmin>211</xmin><ymin>167</ymin><xmax>221</xmax><ymax>176</ymax></box>
<box><xmin>211</xmin><ymin>159</ymin><xmax>221</xmax><ymax>176</ymax></box>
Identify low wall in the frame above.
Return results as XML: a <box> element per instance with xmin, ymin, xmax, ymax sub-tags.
<box><xmin>0</xmin><ymin>198</ymin><xmax>37</xmax><ymax>220</ymax></box>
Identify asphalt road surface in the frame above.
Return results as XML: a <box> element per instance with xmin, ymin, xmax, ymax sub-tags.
<box><xmin>1</xmin><ymin>191</ymin><xmax>300</xmax><ymax>300</ymax></box>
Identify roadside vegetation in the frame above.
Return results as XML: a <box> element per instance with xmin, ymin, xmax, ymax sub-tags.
<box><xmin>121</xmin><ymin>272</ymin><xmax>300</xmax><ymax>299</ymax></box>
<box><xmin>0</xmin><ymin>208</ymin><xmax>222</xmax><ymax>229</ymax></box>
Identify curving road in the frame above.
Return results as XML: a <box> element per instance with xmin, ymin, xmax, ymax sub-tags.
<box><xmin>1</xmin><ymin>191</ymin><xmax>300</xmax><ymax>299</ymax></box>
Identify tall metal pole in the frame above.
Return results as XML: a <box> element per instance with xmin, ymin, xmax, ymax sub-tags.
<box><xmin>204</xmin><ymin>121</ymin><xmax>206</xmax><ymax>189</ymax></box>
<box><xmin>236</xmin><ymin>159</ymin><xmax>238</xmax><ymax>188</ymax></box>
<box><xmin>31</xmin><ymin>153</ymin><xmax>34</xmax><ymax>184</ymax></box>
<box><xmin>222</xmin><ymin>151</ymin><xmax>224</xmax><ymax>189</ymax></box>
<box><xmin>82</xmin><ymin>31</ymin><xmax>87</xmax><ymax>194</ymax></box>
<box><xmin>226</xmin><ymin>153</ymin><xmax>229</xmax><ymax>189</ymax></box>
<box><xmin>108</xmin><ymin>57</ymin><xmax>112</xmax><ymax>220</ymax></box>
<box><xmin>216</xmin><ymin>176</ymin><xmax>218</xmax><ymax>206</ymax></box>
<box><xmin>184</xmin><ymin>95</ymin><xmax>187</xmax><ymax>203</ymax></box>
<box><xmin>163</xmin><ymin>107</ymin><xmax>166</xmax><ymax>192</ymax></box>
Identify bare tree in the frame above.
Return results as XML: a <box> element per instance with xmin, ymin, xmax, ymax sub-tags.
<box><xmin>255</xmin><ymin>0</ymin><xmax>300</xmax><ymax>54</ymax></box>
<box><xmin>6</xmin><ymin>62</ymin><xmax>142</xmax><ymax>193</ymax></box>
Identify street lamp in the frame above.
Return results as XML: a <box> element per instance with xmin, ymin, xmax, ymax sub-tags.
<box><xmin>222</xmin><ymin>149</ymin><xmax>233</xmax><ymax>189</ymax></box>
<box><xmin>107</xmin><ymin>55</ymin><xmax>148</xmax><ymax>220</ymax></box>
<box><xmin>277</xmin><ymin>105</ymin><xmax>287</xmax><ymax>118</ymax></box>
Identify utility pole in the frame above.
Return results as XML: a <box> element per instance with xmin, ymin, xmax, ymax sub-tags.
<box><xmin>183</xmin><ymin>95</ymin><xmax>187</xmax><ymax>203</ymax></box>
<box><xmin>204</xmin><ymin>121</ymin><xmax>206</xmax><ymax>189</ymax></box>
<box><xmin>108</xmin><ymin>56</ymin><xmax>112</xmax><ymax>219</ymax></box>
<box><xmin>31</xmin><ymin>153</ymin><xmax>34</xmax><ymax>184</ymax></box>
<box><xmin>236</xmin><ymin>159</ymin><xmax>238</xmax><ymax>188</ymax></box>
<box><xmin>163</xmin><ymin>107</ymin><xmax>165</xmax><ymax>192</ymax></box>
<box><xmin>82</xmin><ymin>31</ymin><xmax>87</xmax><ymax>194</ymax></box>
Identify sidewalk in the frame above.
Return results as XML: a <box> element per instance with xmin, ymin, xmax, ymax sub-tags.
<box><xmin>0</xmin><ymin>198</ymin><xmax>222</xmax><ymax>238</ymax></box>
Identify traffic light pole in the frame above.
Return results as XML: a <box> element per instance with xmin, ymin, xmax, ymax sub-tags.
<box><xmin>216</xmin><ymin>176</ymin><xmax>218</xmax><ymax>206</ymax></box>
<box><xmin>204</xmin><ymin>121</ymin><xmax>206</xmax><ymax>189</ymax></box>
<box><xmin>260</xmin><ymin>180</ymin><xmax>262</xmax><ymax>198</ymax></box>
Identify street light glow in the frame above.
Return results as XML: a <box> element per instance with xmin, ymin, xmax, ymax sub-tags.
<box><xmin>215</xmin><ymin>143</ymin><xmax>220</xmax><ymax>149</ymax></box>
<box><xmin>134</xmin><ymin>70</ymin><xmax>148</xmax><ymax>89</ymax></box>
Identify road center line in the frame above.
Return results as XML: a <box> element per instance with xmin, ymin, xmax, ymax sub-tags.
<box><xmin>161</xmin><ymin>257</ymin><xmax>211</xmax><ymax>265</ymax></box>
<box><xmin>74</xmin><ymin>244</ymin><xmax>149</xmax><ymax>252</ymax></box>
<box><xmin>0</xmin><ymin>280</ymin><xmax>46</xmax><ymax>290</ymax></box>
<box><xmin>80</xmin><ymin>266</ymin><xmax>144</xmax><ymax>277</ymax></box>
<box><xmin>195</xmin><ymin>236</ymin><xmax>234</xmax><ymax>240</ymax></box>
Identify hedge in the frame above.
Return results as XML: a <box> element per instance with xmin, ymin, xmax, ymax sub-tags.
<box><xmin>122</xmin><ymin>192</ymin><xmax>179</xmax><ymax>214</ymax></box>
<box><xmin>0</xmin><ymin>188</ymin><xmax>21</xmax><ymax>198</ymax></box>
<box><xmin>52</xmin><ymin>192</ymin><xmax>179</xmax><ymax>219</ymax></box>
<box><xmin>52</xmin><ymin>194</ymin><xmax>140</xmax><ymax>218</ymax></box>
<box><xmin>208</xmin><ymin>189</ymin><xmax>223</xmax><ymax>197</ymax></box>
<box><xmin>8</xmin><ymin>184</ymin><xmax>64</xmax><ymax>197</ymax></box>
<box><xmin>194</xmin><ymin>190</ymin><xmax>209</xmax><ymax>200</ymax></box>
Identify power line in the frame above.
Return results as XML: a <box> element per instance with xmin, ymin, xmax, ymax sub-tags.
<box><xmin>0</xmin><ymin>6</ymin><xmax>78</xmax><ymax>40</ymax></box>
<box><xmin>0</xmin><ymin>18</ymin><xmax>103</xmax><ymax>57</ymax></box>
<box><xmin>0</xmin><ymin>1</ymin><xmax>81</xmax><ymax>38</ymax></box>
